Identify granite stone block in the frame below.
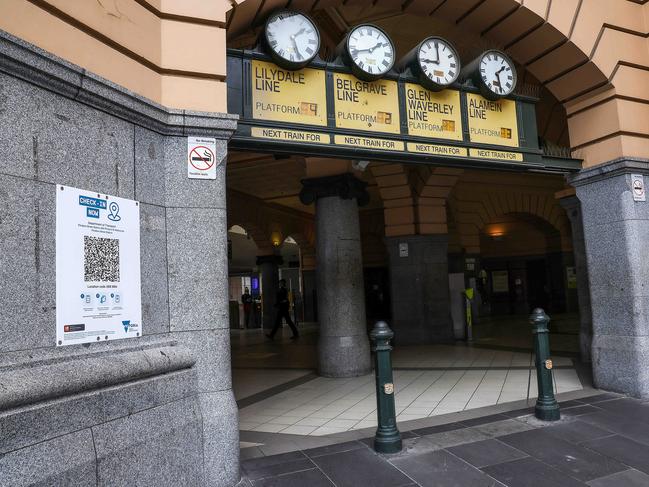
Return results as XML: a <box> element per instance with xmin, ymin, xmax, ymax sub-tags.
<box><xmin>0</xmin><ymin>176</ymin><xmax>56</xmax><ymax>352</ymax></box>
<box><xmin>135</xmin><ymin>126</ymin><xmax>166</xmax><ymax>206</ymax></box>
<box><xmin>0</xmin><ymin>367</ymin><xmax>197</xmax><ymax>454</ymax></box>
<box><xmin>93</xmin><ymin>397</ymin><xmax>204</xmax><ymax>486</ymax></box>
<box><xmin>386</xmin><ymin>235</ymin><xmax>453</xmax><ymax>344</ymax></box>
<box><xmin>170</xmin><ymin>328</ymin><xmax>232</xmax><ymax>393</ymax></box>
<box><xmin>0</xmin><ymin>72</ymin><xmax>134</xmax><ymax>196</ymax></box>
<box><xmin>166</xmin><ymin>207</ymin><xmax>229</xmax><ymax>331</ymax></box>
<box><xmin>198</xmin><ymin>391</ymin><xmax>241</xmax><ymax>486</ymax></box>
<box><xmin>0</xmin><ymin>429</ymin><xmax>96</xmax><ymax>486</ymax></box>
<box><xmin>140</xmin><ymin>203</ymin><xmax>170</xmax><ymax>335</ymax></box>
<box><xmin>591</xmin><ymin>335</ymin><xmax>649</xmax><ymax>397</ymax></box>
<box><xmin>164</xmin><ymin>135</ymin><xmax>227</xmax><ymax>209</ymax></box>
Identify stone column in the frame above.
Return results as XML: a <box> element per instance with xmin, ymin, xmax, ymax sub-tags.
<box><xmin>559</xmin><ymin>195</ymin><xmax>593</xmax><ymax>363</ymax></box>
<box><xmin>256</xmin><ymin>254</ymin><xmax>283</xmax><ymax>329</ymax></box>
<box><xmin>300</xmin><ymin>174</ymin><xmax>371</xmax><ymax>377</ymax></box>
<box><xmin>385</xmin><ymin>235</ymin><xmax>454</xmax><ymax>344</ymax></box>
<box><xmin>570</xmin><ymin>159</ymin><xmax>649</xmax><ymax>397</ymax></box>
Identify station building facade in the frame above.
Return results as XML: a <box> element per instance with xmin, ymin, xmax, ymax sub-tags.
<box><xmin>0</xmin><ymin>0</ymin><xmax>648</xmax><ymax>485</ymax></box>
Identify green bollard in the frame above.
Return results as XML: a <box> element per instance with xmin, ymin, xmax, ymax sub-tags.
<box><xmin>530</xmin><ymin>308</ymin><xmax>561</xmax><ymax>421</ymax></box>
<box><xmin>369</xmin><ymin>321</ymin><xmax>402</xmax><ymax>453</ymax></box>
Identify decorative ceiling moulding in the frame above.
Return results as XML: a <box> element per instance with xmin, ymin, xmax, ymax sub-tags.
<box><xmin>0</xmin><ymin>29</ymin><xmax>238</xmax><ymax>138</ymax></box>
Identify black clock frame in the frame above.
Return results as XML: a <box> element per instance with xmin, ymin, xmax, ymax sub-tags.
<box><xmin>399</xmin><ymin>36</ymin><xmax>461</xmax><ymax>92</ymax></box>
<box><xmin>263</xmin><ymin>10</ymin><xmax>321</xmax><ymax>71</ymax></box>
<box><xmin>464</xmin><ymin>49</ymin><xmax>517</xmax><ymax>101</ymax></box>
<box><xmin>338</xmin><ymin>23</ymin><xmax>396</xmax><ymax>82</ymax></box>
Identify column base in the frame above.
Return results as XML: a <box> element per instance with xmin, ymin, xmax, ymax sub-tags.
<box><xmin>592</xmin><ymin>335</ymin><xmax>649</xmax><ymax>398</ymax></box>
<box><xmin>318</xmin><ymin>335</ymin><xmax>371</xmax><ymax>377</ymax></box>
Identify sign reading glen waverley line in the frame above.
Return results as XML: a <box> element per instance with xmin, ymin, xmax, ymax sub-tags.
<box><xmin>227</xmin><ymin>52</ymin><xmax>580</xmax><ymax>172</ymax></box>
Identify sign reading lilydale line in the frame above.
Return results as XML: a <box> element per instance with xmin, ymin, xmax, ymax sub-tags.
<box><xmin>228</xmin><ymin>52</ymin><xmax>581</xmax><ymax>172</ymax></box>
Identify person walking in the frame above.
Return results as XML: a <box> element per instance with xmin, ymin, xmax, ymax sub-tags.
<box><xmin>266</xmin><ymin>279</ymin><xmax>299</xmax><ymax>340</ymax></box>
<box><xmin>241</xmin><ymin>287</ymin><xmax>253</xmax><ymax>328</ymax></box>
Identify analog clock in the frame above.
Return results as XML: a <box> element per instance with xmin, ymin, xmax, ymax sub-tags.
<box><xmin>264</xmin><ymin>11</ymin><xmax>320</xmax><ymax>70</ymax></box>
<box><xmin>345</xmin><ymin>24</ymin><xmax>395</xmax><ymax>81</ymax></box>
<box><xmin>476</xmin><ymin>50</ymin><xmax>517</xmax><ymax>100</ymax></box>
<box><xmin>416</xmin><ymin>36</ymin><xmax>460</xmax><ymax>90</ymax></box>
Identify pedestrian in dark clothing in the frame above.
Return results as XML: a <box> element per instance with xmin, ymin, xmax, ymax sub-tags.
<box><xmin>242</xmin><ymin>287</ymin><xmax>253</xmax><ymax>327</ymax></box>
<box><xmin>266</xmin><ymin>279</ymin><xmax>299</xmax><ymax>340</ymax></box>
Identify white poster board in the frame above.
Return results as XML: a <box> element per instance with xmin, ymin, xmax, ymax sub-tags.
<box><xmin>187</xmin><ymin>136</ymin><xmax>217</xmax><ymax>179</ymax></box>
<box><xmin>56</xmin><ymin>185</ymin><xmax>142</xmax><ymax>346</ymax></box>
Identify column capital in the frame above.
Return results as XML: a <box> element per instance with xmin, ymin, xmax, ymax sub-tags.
<box><xmin>299</xmin><ymin>173</ymin><xmax>370</xmax><ymax>207</ymax></box>
<box><xmin>256</xmin><ymin>254</ymin><xmax>283</xmax><ymax>266</ymax></box>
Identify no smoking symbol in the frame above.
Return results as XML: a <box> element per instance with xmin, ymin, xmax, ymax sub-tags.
<box><xmin>189</xmin><ymin>146</ymin><xmax>215</xmax><ymax>171</ymax></box>
<box><xmin>633</xmin><ymin>179</ymin><xmax>644</xmax><ymax>195</ymax></box>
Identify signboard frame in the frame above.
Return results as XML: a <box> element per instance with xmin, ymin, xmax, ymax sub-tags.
<box><xmin>227</xmin><ymin>49</ymin><xmax>582</xmax><ymax>173</ymax></box>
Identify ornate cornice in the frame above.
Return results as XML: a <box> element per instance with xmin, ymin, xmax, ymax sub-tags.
<box><xmin>0</xmin><ymin>29</ymin><xmax>237</xmax><ymax>138</ymax></box>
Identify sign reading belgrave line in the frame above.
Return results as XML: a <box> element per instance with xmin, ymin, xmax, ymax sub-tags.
<box><xmin>227</xmin><ymin>50</ymin><xmax>581</xmax><ymax>172</ymax></box>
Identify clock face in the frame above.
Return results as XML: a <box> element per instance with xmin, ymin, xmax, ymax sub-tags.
<box><xmin>265</xmin><ymin>11</ymin><xmax>320</xmax><ymax>68</ymax></box>
<box><xmin>347</xmin><ymin>25</ymin><xmax>395</xmax><ymax>77</ymax></box>
<box><xmin>417</xmin><ymin>37</ymin><xmax>460</xmax><ymax>87</ymax></box>
<box><xmin>479</xmin><ymin>50</ymin><xmax>516</xmax><ymax>96</ymax></box>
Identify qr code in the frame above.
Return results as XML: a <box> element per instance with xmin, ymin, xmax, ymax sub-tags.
<box><xmin>84</xmin><ymin>236</ymin><xmax>120</xmax><ymax>282</ymax></box>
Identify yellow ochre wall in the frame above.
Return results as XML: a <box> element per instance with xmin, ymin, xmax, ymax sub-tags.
<box><xmin>0</xmin><ymin>0</ymin><xmax>230</xmax><ymax>112</ymax></box>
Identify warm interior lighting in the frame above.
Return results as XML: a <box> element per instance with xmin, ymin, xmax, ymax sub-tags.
<box><xmin>486</xmin><ymin>225</ymin><xmax>505</xmax><ymax>239</ymax></box>
<box><xmin>271</xmin><ymin>231</ymin><xmax>283</xmax><ymax>247</ymax></box>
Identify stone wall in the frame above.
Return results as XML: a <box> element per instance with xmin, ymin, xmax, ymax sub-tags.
<box><xmin>0</xmin><ymin>30</ymin><xmax>239</xmax><ymax>486</ymax></box>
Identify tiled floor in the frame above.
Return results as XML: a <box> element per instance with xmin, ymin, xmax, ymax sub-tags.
<box><xmin>233</xmin><ymin>323</ymin><xmax>583</xmax><ymax>436</ymax></box>
<box><xmin>238</xmin><ymin>364</ymin><xmax>582</xmax><ymax>435</ymax></box>
<box><xmin>240</xmin><ymin>393</ymin><xmax>649</xmax><ymax>487</ymax></box>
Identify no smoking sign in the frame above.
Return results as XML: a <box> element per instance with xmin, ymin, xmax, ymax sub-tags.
<box><xmin>187</xmin><ymin>136</ymin><xmax>220</xmax><ymax>179</ymax></box>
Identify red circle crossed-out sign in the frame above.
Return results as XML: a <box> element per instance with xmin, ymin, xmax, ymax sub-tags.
<box><xmin>189</xmin><ymin>145</ymin><xmax>215</xmax><ymax>171</ymax></box>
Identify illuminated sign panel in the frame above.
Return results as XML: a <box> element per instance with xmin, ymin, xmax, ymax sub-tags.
<box><xmin>333</xmin><ymin>73</ymin><xmax>400</xmax><ymax>134</ymax></box>
<box><xmin>251</xmin><ymin>60</ymin><xmax>328</xmax><ymax>126</ymax></box>
<box><xmin>466</xmin><ymin>93</ymin><xmax>519</xmax><ymax>147</ymax></box>
<box><xmin>226</xmin><ymin>52</ymin><xmax>581</xmax><ymax>172</ymax></box>
<box><xmin>404</xmin><ymin>85</ymin><xmax>462</xmax><ymax>140</ymax></box>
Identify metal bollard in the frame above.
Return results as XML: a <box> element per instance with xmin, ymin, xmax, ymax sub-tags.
<box><xmin>369</xmin><ymin>321</ymin><xmax>402</xmax><ymax>453</ymax></box>
<box><xmin>530</xmin><ymin>308</ymin><xmax>561</xmax><ymax>421</ymax></box>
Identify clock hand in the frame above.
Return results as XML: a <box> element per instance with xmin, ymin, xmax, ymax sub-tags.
<box><xmin>291</xmin><ymin>28</ymin><xmax>306</xmax><ymax>38</ymax></box>
<box><xmin>421</xmin><ymin>58</ymin><xmax>440</xmax><ymax>65</ymax></box>
<box><xmin>434</xmin><ymin>44</ymin><xmax>440</xmax><ymax>63</ymax></box>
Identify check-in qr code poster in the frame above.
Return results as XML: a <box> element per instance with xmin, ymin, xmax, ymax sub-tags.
<box><xmin>56</xmin><ymin>185</ymin><xmax>141</xmax><ymax>346</ymax></box>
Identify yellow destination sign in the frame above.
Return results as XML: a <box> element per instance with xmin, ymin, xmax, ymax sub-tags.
<box><xmin>469</xmin><ymin>148</ymin><xmax>523</xmax><ymax>161</ymax></box>
<box><xmin>333</xmin><ymin>73</ymin><xmax>400</xmax><ymax>134</ymax></box>
<box><xmin>407</xmin><ymin>143</ymin><xmax>467</xmax><ymax>157</ymax></box>
<box><xmin>251</xmin><ymin>127</ymin><xmax>330</xmax><ymax>144</ymax></box>
<box><xmin>252</xmin><ymin>60</ymin><xmax>327</xmax><ymax>126</ymax></box>
<box><xmin>466</xmin><ymin>93</ymin><xmax>519</xmax><ymax>147</ymax></box>
<box><xmin>334</xmin><ymin>135</ymin><xmax>404</xmax><ymax>151</ymax></box>
<box><xmin>404</xmin><ymin>85</ymin><xmax>462</xmax><ymax>140</ymax></box>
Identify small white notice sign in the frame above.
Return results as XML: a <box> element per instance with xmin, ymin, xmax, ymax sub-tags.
<box><xmin>399</xmin><ymin>242</ymin><xmax>409</xmax><ymax>257</ymax></box>
<box><xmin>56</xmin><ymin>185</ymin><xmax>142</xmax><ymax>346</ymax></box>
<box><xmin>632</xmin><ymin>174</ymin><xmax>646</xmax><ymax>202</ymax></box>
<box><xmin>188</xmin><ymin>136</ymin><xmax>217</xmax><ymax>179</ymax></box>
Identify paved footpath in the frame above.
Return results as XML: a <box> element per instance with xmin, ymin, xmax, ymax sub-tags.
<box><xmin>239</xmin><ymin>392</ymin><xmax>649</xmax><ymax>486</ymax></box>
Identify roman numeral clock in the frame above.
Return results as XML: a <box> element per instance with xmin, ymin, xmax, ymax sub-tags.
<box><xmin>463</xmin><ymin>49</ymin><xmax>517</xmax><ymax>101</ymax></box>
<box><xmin>397</xmin><ymin>36</ymin><xmax>461</xmax><ymax>91</ymax></box>
<box><xmin>263</xmin><ymin>10</ymin><xmax>320</xmax><ymax>70</ymax></box>
<box><xmin>338</xmin><ymin>24</ymin><xmax>396</xmax><ymax>81</ymax></box>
